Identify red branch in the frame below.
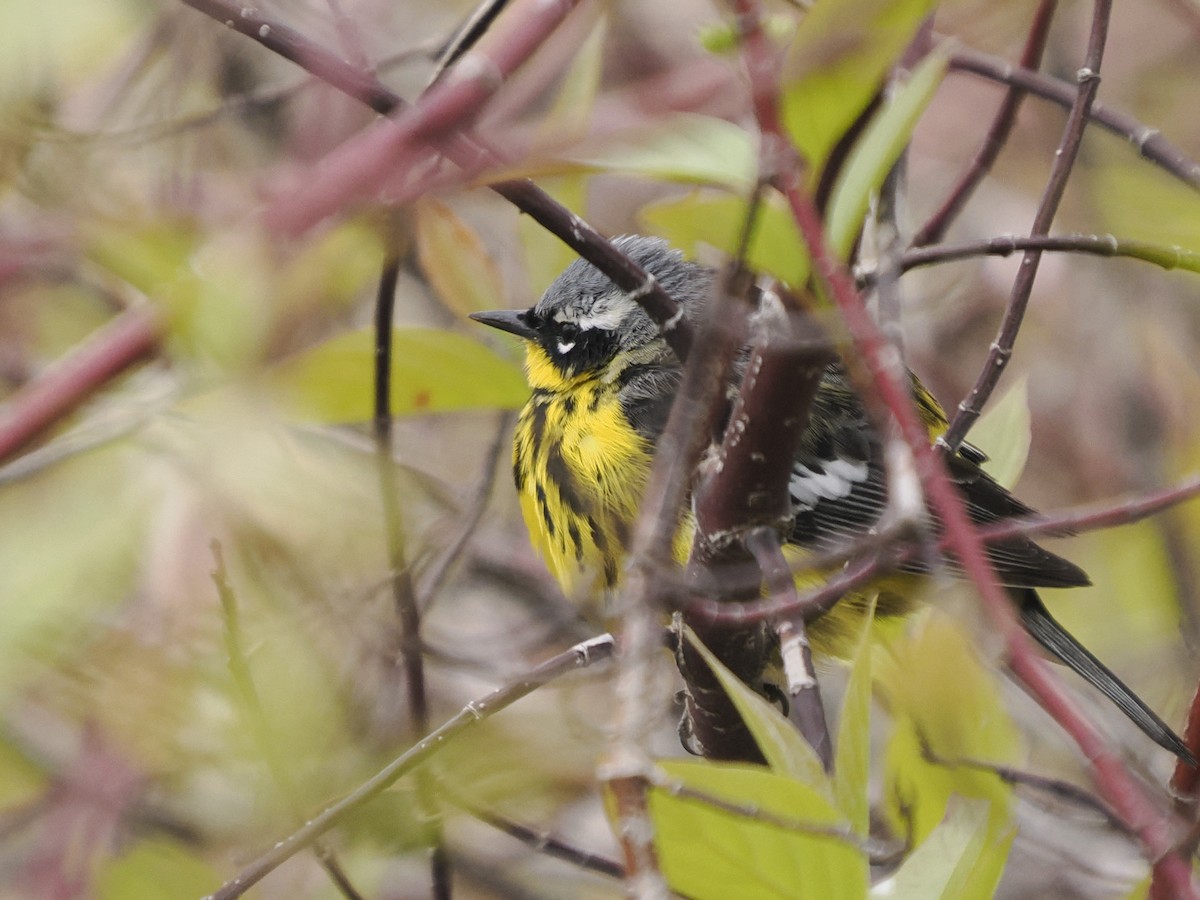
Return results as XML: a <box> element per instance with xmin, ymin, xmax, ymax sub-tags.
<box><xmin>266</xmin><ymin>0</ymin><xmax>582</xmax><ymax>235</ymax></box>
<box><xmin>726</xmin><ymin>0</ymin><xmax>1193</xmax><ymax>886</ymax></box>
<box><xmin>0</xmin><ymin>308</ymin><xmax>160</xmax><ymax>466</ymax></box>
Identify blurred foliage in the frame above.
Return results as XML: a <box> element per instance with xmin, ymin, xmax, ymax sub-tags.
<box><xmin>0</xmin><ymin>0</ymin><xmax>1197</xmax><ymax>898</ymax></box>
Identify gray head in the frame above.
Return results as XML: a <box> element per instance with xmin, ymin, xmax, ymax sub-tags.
<box><xmin>471</xmin><ymin>235</ymin><xmax>713</xmax><ymax>378</ymax></box>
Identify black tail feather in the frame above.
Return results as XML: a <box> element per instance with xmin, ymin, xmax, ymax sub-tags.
<box><xmin>1017</xmin><ymin>589</ymin><xmax>1195</xmax><ymax>765</ymax></box>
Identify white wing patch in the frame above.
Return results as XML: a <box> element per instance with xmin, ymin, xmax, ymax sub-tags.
<box><xmin>789</xmin><ymin>458</ymin><xmax>869</xmax><ymax>509</ymax></box>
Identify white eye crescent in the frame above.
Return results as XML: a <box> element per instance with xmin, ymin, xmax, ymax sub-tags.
<box><xmin>556</xmin><ymin>340</ymin><xmax>576</xmax><ymax>354</ymax></box>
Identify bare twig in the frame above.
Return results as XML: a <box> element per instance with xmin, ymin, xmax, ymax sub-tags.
<box><xmin>647</xmin><ymin>766</ymin><xmax>900</xmax><ymax>861</ymax></box>
<box><xmin>372</xmin><ymin>252</ymin><xmax>450</xmax><ymax>898</ymax></box>
<box><xmin>416</xmin><ymin>412</ymin><xmax>512</xmax><ymax>611</ymax></box>
<box><xmin>445</xmin><ymin>793</ymin><xmax>624</xmax><ymax>879</ymax></box>
<box><xmin>869</xmin><ymin>232</ymin><xmax>1200</xmax><ymax>282</ymax></box>
<box><xmin>917</xmin><ymin>735</ymin><xmax>1130</xmax><ymax>834</ymax></box>
<box><xmin>949</xmin><ymin>47</ymin><xmax>1200</xmax><ymax>191</ymax></box>
<box><xmin>202</xmin><ymin>635</ymin><xmax>616</xmax><ymax>900</ymax></box>
<box><xmin>941</xmin><ymin>0</ymin><xmax>1112</xmax><ymax>451</ymax></box>
<box><xmin>912</xmin><ymin>1</ymin><xmax>1058</xmax><ymax>246</ymax></box>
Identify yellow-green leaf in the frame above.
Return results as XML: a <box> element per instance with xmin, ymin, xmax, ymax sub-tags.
<box><xmin>826</xmin><ymin>47</ymin><xmax>949</xmax><ymax>259</ymax></box>
<box><xmin>781</xmin><ymin>0</ymin><xmax>939</xmax><ymax>172</ymax></box>
<box><xmin>652</xmin><ymin>759</ymin><xmax>867</xmax><ymax>900</ymax></box>
<box><xmin>268</xmin><ymin>327</ymin><xmax>527</xmax><ymax>422</ymax></box>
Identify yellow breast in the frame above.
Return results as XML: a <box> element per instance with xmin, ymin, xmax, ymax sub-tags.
<box><xmin>513</xmin><ymin>349</ymin><xmax>652</xmax><ymax>598</ymax></box>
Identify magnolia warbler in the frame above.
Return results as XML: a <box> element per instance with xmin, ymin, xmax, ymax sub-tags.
<box><xmin>471</xmin><ymin>234</ymin><xmax>1190</xmax><ymax>762</ymax></box>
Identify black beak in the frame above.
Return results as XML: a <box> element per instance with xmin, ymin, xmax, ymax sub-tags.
<box><xmin>468</xmin><ymin>309</ymin><xmax>538</xmax><ymax>341</ymax></box>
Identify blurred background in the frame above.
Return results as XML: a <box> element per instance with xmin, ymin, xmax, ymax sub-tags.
<box><xmin>0</xmin><ymin>0</ymin><xmax>1198</xmax><ymax>897</ymax></box>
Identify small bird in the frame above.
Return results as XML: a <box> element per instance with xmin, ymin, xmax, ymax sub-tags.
<box><xmin>471</xmin><ymin>234</ymin><xmax>1191</xmax><ymax>762</ymax></box>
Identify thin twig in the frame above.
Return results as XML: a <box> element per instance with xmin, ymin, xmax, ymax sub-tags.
<box><xmin>416</xmin><ymin>411</ymin><xmax>512</xmax><ymax>611</ymax></box>
<box><xmin>445</xmin><ymin>793</ymin><xmax>624</xmax><ymax>879</ymax></box>
<box><xmin>941</xmin><ymin>0</ymin><xmax>1112</xmax><ymax>451</ymax></box>
<box><xmin>949</xmin><ymin>46</ymin><xmax>1200</xmax><ymax>191</ymax></box>
<box><xmin>373</xmin><ymin>252</ymin><xmax>450</xmax><ymax>898</ymax></box>
<box><xmin>201</xmin><ymin>635</ymin><xmax>616</xmax><ymax>900</ymax></box>
<box><xmin>917</xmin><ymin>735</ymin><xmax>1130</xmax><ymax>834</ymax></box>
<box><xmin>647</xmin><ymin>766</ymin><xmax>901</xmax><ymax>862</ymax></box>
<box><xmin>912</xmin><ymin>1</ymin><xmax>1059</xmax><ymax>246</ymax></box>
<box><xmin>867</xmin><ymin>232</ymin><xmax>1200</xmax><ymax>282</ymax></box>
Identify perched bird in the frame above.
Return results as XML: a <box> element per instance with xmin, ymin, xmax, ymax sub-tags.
<box><xmin>471</xmin><ymin>234</ymin><xmax>1190</xmax><ymax>762</ymax></box>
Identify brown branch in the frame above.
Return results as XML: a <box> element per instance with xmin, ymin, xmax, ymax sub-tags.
<box><xmin>682</xmin><ymin>282</ymin><xmax>833</xmax><ymax>764</ymax></box>
<box><xmin>912</xmin><ymin>1</ymin><xmax>1058</xmax><ymax>246</ymax></box>
<box><xmin>0</xmin><ymin>307</ymin><xmax>160</xmax><ymax>466</ymax></box>
<box><xmin>949</xmin><ymin>47</ymin><xmax>1200</xmax><ymax>192</ymax></box>
<box><xmin>201</xmin><ymin>634</ymin><xmax>616</xmax><ymax>900</ymax></box>
<box><xmin>942</xmin><ymin>0</ymin><xmax>1111</xmax><ymax>451</ymax></box>
<box><xmin>177</xmin><ymin>0</ymin><xmax>693</xmax><ymax>362</ymax></box>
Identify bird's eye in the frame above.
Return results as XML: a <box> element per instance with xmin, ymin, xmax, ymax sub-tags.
<box><xmin>555</xmin><ymin>322</ymin><xmax>580</xmax><ymax>355</ymax></box>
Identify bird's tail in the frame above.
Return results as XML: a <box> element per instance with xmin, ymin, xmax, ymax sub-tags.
<box><xmin>1017</xmin><ymin>588</ymin><xmax>1194</xmax><ymax>764</ymax></box>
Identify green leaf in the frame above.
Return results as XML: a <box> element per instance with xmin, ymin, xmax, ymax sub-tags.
<box><xmin>268</xmin><ymin>327</ymin><xmax>528</xmax><ymax>422</ymax></box>
<box><xmin>965</xmin><ymin>376</ymin><xmax>1031</xmax><ymax>490</ymax></box>
<box><xmin>873</xmin><ymin>798</ymin><xmax>1012</xmax><ymax>900</ymax></box>
<box><xmin>833</xmin><ymin>593</ymin><xmax>875</xmax><ymax>836</ymax></box>
<box><xmin>652</xmin><ymin>759</ymin><xmax>867</xmax><ymax>900</ymax></box>
<box><xmin>826</xmin><ymin>47</ymin><xmax>949</xmax><ymax>259</ymax></box>
<box><xmin>639</xmin><ymin>191</ymin><xmax>811</xmax><ymax>287</ymax></box>
<box><xmin>415</xmin><ymin>198</ymin><xmax>506</xmax><ymax>316</ymax></box>
<box><xmin>781</xmin><ymin>0</ymin><xmax>939</xmax><ymax>172</ymax></box>
<box><xmin>683</xmin><ymin>627</ymin><xmax>828</xmax><ymax>788</ymax></box>
<box><xmin>560</xmin><ymin>113</ymin><xmax>756</xmax><ymax>191</ymax></box>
